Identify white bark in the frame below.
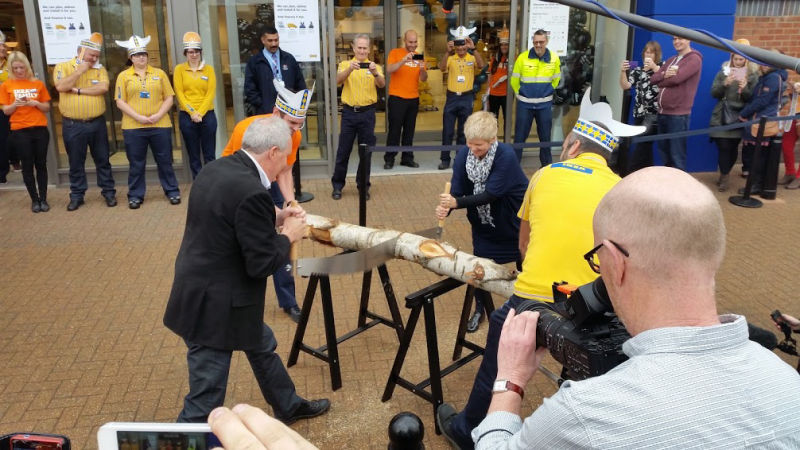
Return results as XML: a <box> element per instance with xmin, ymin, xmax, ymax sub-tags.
<box><xmin>305</xmin><ymin>214</ymin><xmax>517</xmax><ymax>298</ymax></box>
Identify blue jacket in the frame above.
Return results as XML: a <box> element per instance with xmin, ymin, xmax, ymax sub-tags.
<box><xmin>739</xmin><ymin>69</ymin><xmax>787</xmax><ymax>141</ymax></box>
<box><xmin>244</xmin><ymin>48</ymin><xmax>306</xmax><ymax>115</ymax></box>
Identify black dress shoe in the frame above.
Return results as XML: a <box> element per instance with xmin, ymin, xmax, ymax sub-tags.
<box><xmin>384</xmin><ymin>161</ymin><xmax>394</xmax><ymax>170</ymax></box>
<box><xmin>400</xmin><ymin>160</ymin><xmax>419</xmax><ymax>168</ymax></box>
<box><xmin>438</xmin><ymin>161</ymin><xmax>450</xmax><ymax>170</ymax></box>
<box><xmin>105</xmin><ymin>196</ymin><xmax>118</xmax><ymax>207</ymax></box>
<box><xmin>39</xmin><ymin>200</ymin><xmax>50</xmax><ymax>212</ymax></box>
<box><xmin>466</xmin><ymin>308</ymin><xmax>484</xmax><ymax>333</ymax></box>
<box><xmin>436</xmin><ymin>403</ymin><xmax>464</xmax><ymax>449</ymax></box>
<box><xmin>281</xmin><ymin>398</ymin><xmax>331</xmax><ymax>425</ymax></box>
<box><xmin>128</xmin><ymin>199</ymin><xmax>143</xmax><ymax>209</ymax></box>
<box><xmin>284</xmin><ymin>306</ymin><xmax>302</xmax><ymax>323</ymax></box>
<box><xmin>169</xmin><ymin>196</ymin><xmax>182</xmax><ymax>205</ymax></box>
<box><xmin>332</xmin><ymin>189</ymin><xmax>342</xmax><ymax>200</ymax></box>
<box><xmin>31</xmin><ymin>201</ymin><xmax>41</xmax><ymax>213</ymax></box>
<box><xmin>67</xmin><ymin>198</ymin><xmax>85</xmax><ymax>211</ymax></box>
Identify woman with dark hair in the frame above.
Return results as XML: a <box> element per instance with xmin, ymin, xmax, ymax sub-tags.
<box><xmin>0</xmin><ymin>51</ymin><xmax>52</xmax><ymax>212</ymax></box>
<box><xmin>619</xmin><ymin>40</ymin><xmax>661</xmax><ymax>174</ymax></box>
<box><xmin>114</xmin><ymin>35</ymin><xmax>181</xmax><ymax>209</ymax></box>
<box><xmin>174</xmin><ymin>31</ymin><xmax>217</xmax><ymax>179</ymax></box>
<box><xmin>486</xmin><ymin>26</ymin><xmax>510</xmax><ymax>124</ymax></box>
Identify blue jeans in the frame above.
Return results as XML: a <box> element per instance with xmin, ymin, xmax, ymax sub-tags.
<box><xmin>331</xmin><ymin>107</ymin><xmax>375</xmax><ymax>191</ymax></box>
<box><xmin>179</xmin><ymin>110</ymin><xmax>217</xmax><ymax>179</ymax></box>
<box><xmin>63</xmin><ymin>117</ymin><xmax>116</xmax><ymax>200</ymax></box>
<box><xmin>123</xmin><ymin>127</ymin><xmax>180</xmax><ymax>201</ymax></box>
<box><xmin>448</xmin><ymin>295</ymin><xmax>531</xmax><ymax>449</ymax></box>
<box><xmin>513</xmin><ymin>103</ymin><xmax>553</xmax><ymax>166</ymax></box>
<box><xmin>441</xmin><ymin>93</ymin><xmax>473</xmax><ymax>163</ymax></box>
<box><xmin>656</xmin><ymin>114</ymin><xmax>689</xmax><ymax>171</ymax></box>
<box><xmin>269</xmin><ymin>187</ymin><xmax>298</xmax><ymax>310</ymax></box>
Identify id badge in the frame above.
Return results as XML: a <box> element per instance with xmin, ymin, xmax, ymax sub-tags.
<box><xmin>140</xmin><ymin>91</ymin><xmax>151</xmax><ymax>99</ymax></box>
<box><xmin>200</xmin><ymin>75</ymin><xmax>209</xmax><ymax>81</ymax></box>
<box><xmin>457</xmin><ymin>75</ymin><xmax>466</xmax><ymax>83</ymax></box>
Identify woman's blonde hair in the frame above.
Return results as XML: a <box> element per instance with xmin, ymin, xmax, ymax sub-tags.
<box><xmin>464</xmin><ymin>111</ymin><xmax>498</xmax><ymax>142</ymax></box>
<box><xmin>7</xmin><ymin>51</ymin><xmax>34</xmax><ymax>80</ymax></box>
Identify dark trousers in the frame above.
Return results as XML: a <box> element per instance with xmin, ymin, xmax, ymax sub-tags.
<box><xmin>331</xmin><ymin>107</ymin><xmax>375</xmax><ymax>191</ymax></box>
<box><xmin>714</xmin><ymin>137</ymin><xmax>742</xmax><ymax>175</ymax></box>
<box><xmin>656</xmin><ymin>114</ymin><xmax>689</xmax><ymax>171</ymax></box>
<box><xmin>449</xmin><ymin>294</ymin><xmax>531</xmax><ymax>449</ymax></box>
<box><xmin>179</xmin><ymin>110</ymin><xmax>217</xmax><ymax>179</ymax></box>
<box><xmin>441</xmin><ymin>93</ymin><xmax>474</xmax><ymax>163</ymax></box>
<box><xmin>122</xmin><ymin>127</ymin><xmax>180</xmax><ymax>201</ymax></box>
<box><xmin>488</xmin><ymin>95</ymin><xmax>506</xmax><ymax>123</ymax></box>
<box><xmin>177</xmin><ymin>323</ymin><xmax>303</xmax><ymax>423</ymax></box>
<box><xmin>9</xmin><ymin>127</ymin><xmax>49</xmax><ymax>201</ymax></box>
<box><xmin>63</xmin><ymin>117</ymin><xmax>116</xmax><ymax>200</ymax></box>
<box><xmin>0</xmin><ymin>112</ymin><xmax>10</xmax><ymax>180</ymax></box>
<box><xmin>743</xmin><ymin>138</ymin><xmax>780</xmax><ymax>190</ymax></box>
<box><xmin>269</xmin><ymin>187</ymin><xmax>298</xmax><ymax>310</ymax></box>
<box><xmin>385</xmin><ymin>96</ymin><xmax>419</xmax><ymax>164</ymax></box>
<box><xmin>513</xmin><ymin>103</ymin><xmax>553</xmax><ymax>165</ymax></box>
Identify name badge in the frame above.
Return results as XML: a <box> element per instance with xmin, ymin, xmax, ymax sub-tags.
<box><xmin>140</xmin><ymin>91</ymin><xmax>151</xmax><ymax>99</ymax></box>
<box><xmin>200</xmin><ymin>75</ymin><xmax>208</xmax><ymax>81</ymax></box>
<box><xmin>457</xmin><ymin>75</ymin><xmax>466</xmax><ymax>83</ymax></box>
<box><xmin>91</xmin><ymin>79</ymin><xmax>99</xmax><ymax>84</ymax></box>
<box><xmin>466</xmin><ymin>61</ymin><xmax>474</xmax><ymax>66</ymax></box>
<box><xmin>152</xmin><ymin>76</ymin><xmax>160</xmax><ymax>80</ymax></box>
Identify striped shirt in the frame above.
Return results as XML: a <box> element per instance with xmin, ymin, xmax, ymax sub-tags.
<box><xmin>115</xmin><ymin>65</ymin><xmax>174</xmax><ymax>129</ymax></box>
<box><xmin>446</xmin><ymin>53</ymin><xmax>478</xmax><ymax>94</ymax></box>
<box><xmin>338</xmin><ymin>59</ymin><xmax>383</xmax><ymax>107</ymax></box>
<box><xmin>474</xmin><ymin>314</ymin><xmax>800</xmax><ymax>449</ymax></box>
<box><xmin>173</xmin><ymin>62</ymin><xmax>216</xmax><ymax>116</ymax></box>
<box><xmin>54</xmin><ymin>58</ymin><xmax>108</xmax><ymax>120</ymax></box>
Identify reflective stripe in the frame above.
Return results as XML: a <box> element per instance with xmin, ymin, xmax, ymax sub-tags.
<box><xmin>511</xmin><ymin>73</ymin><xmax>521</xmax><ymax>78</ymax></box>
<box><xmin>520</xmin><ymin>75</ymin><xmax>555</xmax><ymax>83</ymax></box>
<box><xmin>517</xmin><ymin>94</ymin><xmax>553</xmax><ymax>104</ymax></box>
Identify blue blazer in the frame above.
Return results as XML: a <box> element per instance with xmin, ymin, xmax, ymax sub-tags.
<box><xmin>244</xmin><ymin>48</ymin><xmax>307</xmax><ymax>115</ymax></box>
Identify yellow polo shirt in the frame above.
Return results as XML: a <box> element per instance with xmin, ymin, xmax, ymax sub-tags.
<box><xmin>115</xmin><ymin>65</ymin><xmax>174</xmax><ymax>130</ymax></box>
<box><xmin>54</xmin><ymin>58</ymin><xmax>108</xmax><ymax>120</ymax></box>
<box><xmin>0</xmin><ymin>59</ymin><xmax>8</xmax><ymax>84</ymax></box>
<box><xmin>446</xmin><ymin>53</ymin><xmax>478</xmax><ymax>94</ymax></box>
<box><xmin>173</xmin><ymin>62</ymin><xmax>216</xmax><ymax>117</ymax></box>
<box><xmin>514</xmin><ymin>153</ymin><xmax>620</xmax><ymax>302</ymax></box>
<box><xmin>338</xmin><ymin>59</ymin><xmax>383</xmax><ymax>107</ymax></box>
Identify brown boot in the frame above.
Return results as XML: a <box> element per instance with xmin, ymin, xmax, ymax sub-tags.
<box><xmin>718</xmin><ymin>174</ymin><xmax>729</xmax><ymax>192</ymax></box>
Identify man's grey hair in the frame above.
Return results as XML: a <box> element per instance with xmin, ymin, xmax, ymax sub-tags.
<box><xmin>241</xmin><ymin>116</ymin><xmax>292</xmax><ymax>155</ymax></box>
<box><xmin>353</xmin><ymin>34</ymin><xmax>371</xmax><ymax>46</ymax></box>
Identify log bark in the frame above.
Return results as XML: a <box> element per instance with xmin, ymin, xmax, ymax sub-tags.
<box><xmin>305</xmin><ymin>214</ymin><xmax>518</xmax><ymax>298</ymax></box>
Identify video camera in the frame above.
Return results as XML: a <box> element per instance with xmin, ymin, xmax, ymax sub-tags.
<box><xmin>515</xmin><ymin>277</ymin><xmax>630</xmax><ymax>381</ymax></box>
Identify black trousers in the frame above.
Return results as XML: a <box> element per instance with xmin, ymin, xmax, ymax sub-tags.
<box><xmin>714</xmin><ymin>137</ymin><xmax>741</xmax><ymax>175</ymax></box>
<box><xmin>627</xmin><ymin>114</ymin><xmax>657</xmax><ymax>175</ymax></box>
<box><xmin>9</xmin><ymin>126</ymin><xmax>49</xmax><ymax>201</ymax></box>
<box><xmin>331</xmin><ymin>107</ymin><xmax>375</xmax><ymax>191</ymax></box>
<box><xmin>385</xmin><ymin>96</ymin><xmax>418</xmax><ymax>164</ymax></box>
<box><xmin>63</xmin><ymin>117</ymin><xmax>116</xmax><ymax>200</ymax></box>
<box><xmin>488</xmin><ymin>95</ymin><xmax>506</xmax><ymax>123</ymax></box>
<box><xmin>177</xmin><ymin>323</ymin><xmax>303</xmax><ymax>423</ymax></box>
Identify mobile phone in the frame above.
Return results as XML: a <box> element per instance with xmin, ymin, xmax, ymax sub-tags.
<box><xmin>359</xmin><ymin>62</ymin><xmax>371</xmax><ymax>69</ymax></box>
<box><xmin>627</xmin><ymin>60</ymin><xmax>639</xmax><ymax>69</ymax></box>
<box><xmin>8</xmin><ymin>434</ymin><xmax>69</xmax><ymax>450</ymax></box>
<box><xmin>412</xmin><ymin>53</ymin><xmax>424</xmax><ymax>60</ymax></box>
<box><xmin>731</xmin><ymin>66</ymin><xmax>746</xmax><ymax>81</ymax></box>
<box><xmin>453</xmin><ymin>39</ymin><xmax>466</xmax><ymax>46</ymax></box>
<box><xmin>97</xmin><ymin>422</ymin><xmax>218</xmax><ymax>450</ymax></box>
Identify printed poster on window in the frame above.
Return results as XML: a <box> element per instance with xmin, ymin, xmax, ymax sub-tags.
<box><xmin>528</xmin><ymin>0</ymin><xmax>569</xmax><ymax>57</ymax></box>
<box><xmin>38</xmin><ymin>0</ymin><xmax>92</xmax><ymax>64</ymax></box>
<box><xmin>274</xmin><ymin>0</ymin><xmax>321</xmax><ymax>62</ymax></box>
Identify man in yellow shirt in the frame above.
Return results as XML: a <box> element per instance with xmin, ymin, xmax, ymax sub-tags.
<box><xmin>331</xmin><ymin>34</ymin><xmax>385</xmax><ymax>200</ymax></box>
<box><xmin>438</xmin><ymin>26</ymin><xmax>484</xmax><ymax>170</ymax></box>
<box><xmin>437</xmin><ymin>90</ymin><xmax>646</xmax><ymax>449</ymax></box>
<box><xmin>54</xmin><ymin>32</ymin><xmax>116</xmax><ymax>210</ymax></box>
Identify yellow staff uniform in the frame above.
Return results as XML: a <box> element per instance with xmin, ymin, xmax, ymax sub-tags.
<box><xmin>54</xmin><ymin>58</ymin><xmax>108</xmax><ymax>120</ymax></box>
<box><xmin>0</xmin><ymin>59</ymin><xmax>8</xmax><ymax>84</ymax></box>
<box><xmin>338</xmin><ymin>58</ymin><xmax>383</xmax><ymax>107</ymax></box>
<box><xmin>445</xmin><ymin>53</ymin><xmax>478</xmax><ymax>94</ymax></box>
<box><xmin>173</xmin><ymin>62</ymin><xmax>215</xmax><ymax>116</ymax></box>
<box><xmin>115</xmin><ymin>65</ymin><xmax>174</xmax><ymax>129</ymax></box>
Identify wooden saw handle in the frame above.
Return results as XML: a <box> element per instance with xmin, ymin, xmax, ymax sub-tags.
<box><xmin>438</xmin><ymin>181</ymin><xmax>451</xmax><ymax>228</ymax></box>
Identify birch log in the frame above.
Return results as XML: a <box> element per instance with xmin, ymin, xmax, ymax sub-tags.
<box><xmin>305</xmin><ymin>214</ymin><xmax>517</xmax><ymax>298</ymax></box>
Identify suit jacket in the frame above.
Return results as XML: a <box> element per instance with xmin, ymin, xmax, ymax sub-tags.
<box><xmin>244</xmin><ymin>48</ymin><xmax>306</xmax><ymax>115</ymax></box>
<box><xmin>163</xmin><ymin>151</ymin><xmax>291</xmax><ymax>351</ymax></box>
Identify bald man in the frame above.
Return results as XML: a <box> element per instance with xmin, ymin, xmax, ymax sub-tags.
<box><xmin>472</xmin><ymin>167</ymin><xmax>800</xmax><ymax>449</ymax></box>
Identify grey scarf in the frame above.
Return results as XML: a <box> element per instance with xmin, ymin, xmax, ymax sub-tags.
<box><xmin>465</xmin><ymin>140</ymin><xmax>498</xmax><ymax>227</ymax></box>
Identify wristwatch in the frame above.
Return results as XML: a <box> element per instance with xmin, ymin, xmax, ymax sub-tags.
<box><xmin>492</xmin><ymin>379</ymin><xmax>524</xmax><ymax>399</ymax></box>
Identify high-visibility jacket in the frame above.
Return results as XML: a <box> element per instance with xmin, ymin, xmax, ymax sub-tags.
<box><xmin>510</xmin><ymin>48</ymin><xmax>561</xmax><ymax>109</ymax></box>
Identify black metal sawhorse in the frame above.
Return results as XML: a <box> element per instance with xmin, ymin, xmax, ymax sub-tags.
<box><xmin>381</xmin><ymin>277</ymin><xmax>487</xmax><ymax>434</ymax></box>
<box><xmin>287</xmin><ymin>263</ymin><xmax>404</xmax><ymax>390</ymax></box>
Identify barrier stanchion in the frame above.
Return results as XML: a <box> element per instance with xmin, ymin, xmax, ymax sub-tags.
<box><xmin>358</xmin><ymin>143</ymin><xmax>368</xmax><ymax>226</ymax></box>
<box><xmin>730</xmin><ymin>117</ymin><xmax>767</xmax><ymax>208</ymax></box>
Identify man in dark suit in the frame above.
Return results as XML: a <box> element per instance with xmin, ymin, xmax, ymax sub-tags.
<box><xmin>244</xmin><ymin>26</ymin><xmax>306</xmax><ymax>116</ymax></box>
<box><xmin>164</xmin><ymin>116</ymin><xmax>330</xmax><ymax>424</ymax></box>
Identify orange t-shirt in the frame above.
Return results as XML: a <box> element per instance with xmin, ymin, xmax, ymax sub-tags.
<box><xmin>222</xmin><ymin>113</ymin><xmax>299</xmax><ymax>166</ymax></box>
<box><xmin>387</xmin><ymin>47</ymin><xmax>421</xmax><ymax>99</ymax></box>
<box><xmin>0</xmin><ymin>78</ymin><xmax>51</xmax><ymax>130</ymax></box>
<box><xmin>488</xmin><ymin>56</ymin><xmax>509</xmax><ymax>97</ymax></box>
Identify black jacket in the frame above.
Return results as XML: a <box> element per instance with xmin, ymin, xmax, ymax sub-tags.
<box><xmin>244</xmin><ymin>48</ymin><xmax>306</xmax><ymax>115</ymax></box>
<box><xmin>163</xmin><ymin>151</ymin><xmax>291</xmax><ymax>350</ymax></box>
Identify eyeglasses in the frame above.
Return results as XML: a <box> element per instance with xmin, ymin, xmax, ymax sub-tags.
<box><xmin>186</xmin><ymin>50</ymin><xmax>201</xmax><ymax>55</ymax></box>
<box><xmin>583</xmin><ymin>240</ymin><xmax>629</xmax><ymax>274</ymax></box>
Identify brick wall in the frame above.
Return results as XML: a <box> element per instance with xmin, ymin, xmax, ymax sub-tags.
<box><xmin>735</xmin><ymin>15</ymin><xmax>800</xmax><ymax>82</ymax></box>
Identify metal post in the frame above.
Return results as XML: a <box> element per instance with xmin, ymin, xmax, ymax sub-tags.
<box><xmin>358</xmin><ymin>143</ymin><xmax>368</xmax><ymax>226</ymax></box>
<box><xmin>729</xmin><ymin>117</ymin><xmax>767</xmax><ymax>208</ymax></box>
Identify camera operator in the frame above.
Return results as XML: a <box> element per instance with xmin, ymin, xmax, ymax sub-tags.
<box><xmin>437</xmin><ymin>89</ymin><xmax>646</xmax><ymax>449</ymax></box>
<box><xmin>472</xmin><ymin>167</ymin><xmax>800</xmax><ymax>449</ymax></box>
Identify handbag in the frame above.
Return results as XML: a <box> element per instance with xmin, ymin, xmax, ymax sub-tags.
<box><xmin>720</xmin><ymin>99</ymin><xmax>738</xmax><ymax>125</ymax></box>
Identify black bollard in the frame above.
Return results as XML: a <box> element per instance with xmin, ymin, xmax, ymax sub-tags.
<box><xmin>759</xmin><ymin>134</ymin><xmax>782</xmax><ymax>200</ymax></box>
<box><xmin>387</xmin><ymin>412</ymin><xmax>425</xmax><ymax>450</ymax></box>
